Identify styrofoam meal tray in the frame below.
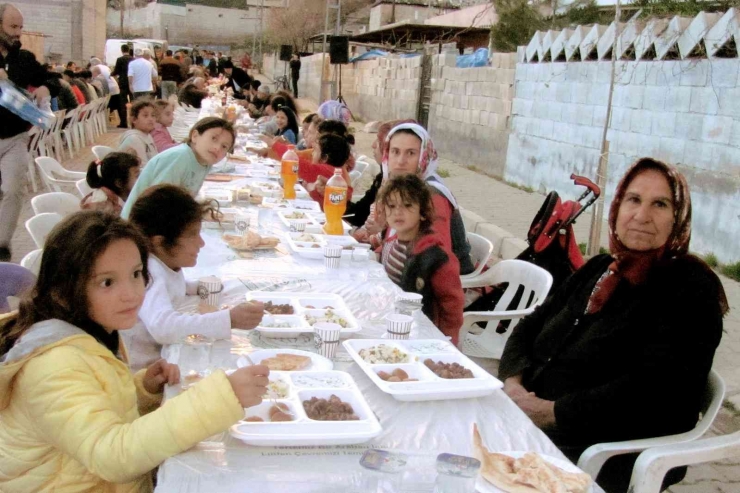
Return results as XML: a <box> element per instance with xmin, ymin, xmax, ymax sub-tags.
<box><xmin>229</xmin><ymin>370</ymin><xmax>382</xmax><ymax>446</ymax></box>
<box><xmin>262</xmin><ymin>197</ymin><xmax>321</xmax><ymax>211</ymax></box>
<box><xmin>245</xmin><ymin>179</ymin><xmax>283</xmax><ymax>198</ymax></box>
<box><xmin>203</xmin><ymin>207</ymin><xmax>240</xmax><ymax>229</ymax></box>
<box><xmin>276</xmin><ymin>210</ymin><xmax>321</xmax><ymax>229</ymax></box>
<box><xmin>238</xmin><ymin>348</ymin><xmax>334</xmax><ymax>371</ymax></box>
<box><xmin>246</xmin><ymin>291</ymin><xmax>362</xmax><ymax>337</ymax></box>
<box><xmin>343</xmin><ymin>339</ymin><xmax>503</xmax><ymax>401</ymax></box>
<box><xmin>285</xmin><ymin>232</ymin><xmax>362</xmax><ymax>259</ymax></box>
<box><xmin>475</xmin><ymin>451</ymin><xmax>594</xmax><ymax>493</ymax></box>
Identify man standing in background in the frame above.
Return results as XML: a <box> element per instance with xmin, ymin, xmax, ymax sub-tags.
<box><xmin>159</xmin><ymin>49</ymin><xmax>182</xmax><ymax>101</ymax></box>
<box><xmin>128</xmin><ymin>48</ymin><xmax>157</xmax><ymax>99</ymax></box>
<box><xmin>112</xmin><ymin>44</ymin><xmax>132</xmax><ymax>127</ymax></box>
<box><xmin>0</xmin><ymin>3</ymin><xmax>51</xmax><ymax>261</ymax></box>
<box><xmin>289</xmin><ymin>53</ymin><xmax>301</xmax><ymax>98</ymax></box>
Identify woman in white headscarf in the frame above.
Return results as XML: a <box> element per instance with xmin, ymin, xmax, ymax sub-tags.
<box><xmin>359</xmin><ymin>123</ymin><xmax>474</xmax><ymax>274</ymax></box>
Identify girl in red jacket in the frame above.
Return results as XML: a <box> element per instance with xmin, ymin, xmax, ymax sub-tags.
<box><xmin>377</xmin><ymin>174</ymin><xmax>464</xmax><ymax>344</ymax></box>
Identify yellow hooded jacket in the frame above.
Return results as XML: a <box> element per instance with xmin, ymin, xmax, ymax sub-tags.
<box><xmin>0</xmin><ymin>317</ymin><xmax>243</xmax><ymax>492</ymax></box>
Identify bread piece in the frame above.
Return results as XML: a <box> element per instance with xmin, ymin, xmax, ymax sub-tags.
<box><xmin>261</xmin><ymin>353</ymin><xmax>312</xmax><ymax>371</ymax></box>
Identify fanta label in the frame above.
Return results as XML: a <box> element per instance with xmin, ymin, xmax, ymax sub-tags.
<box><xmin>329</xmin><ymin>191</ymin><xmax>346</xmax><ymax>204</ymax></box>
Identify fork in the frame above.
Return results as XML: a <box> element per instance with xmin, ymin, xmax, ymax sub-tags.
<box><xmin>237</xmin><ymin>354</ymin><xmax>295</xmax><ymax>418</ymax></box>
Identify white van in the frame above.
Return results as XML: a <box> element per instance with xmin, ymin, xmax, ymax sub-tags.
<box><xmin>104</xmin><ymin>39</ymin><xmax>153</xmax><ymax>67</ymax></box>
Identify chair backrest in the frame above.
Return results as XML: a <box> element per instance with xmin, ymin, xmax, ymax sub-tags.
<box><xmin>76</xmin><ymin>179</ymin><xmax>93</xmax><ymax>199</ymax></box>
<box><xmin>354</xmin><ymin>161</ymin><xmax>368</xmax><ymax>174</ymax></box>
<box><xmin>35</xmin><ymin>156</ymin><xmax>71</xmax><ymax>180</ymax></box>
<box><xmin>20</xmin><ymin>249</ymin><xmax>43</xmax><ymax>277</ymax></box>
<box><xmin>0</xmin><ymin>263</ymin><xmax>36</xmax><ymax>313</ymax></box>
<box><xmin>92</xmin><ymin>145</ymin><xmax>114</xmax><ymax>160</ymax></box>
<box><xmin>692</xmin><ymin>369</ymin><xmax>726</xmax><ymax>439</ymax></box>
<box><xmin>25</xmin><ymin>212</ymin><xmax>64</xmax><ymax>248</ymax></box>
<box><xmin>31</xmin><ymin>192</ymin><xmax>81</xmax><ymax>216</ymax></box>
<box><xmin>462</xmin><ymin>232</ymin><xmax>493</xmax><ymax>279</ymax></box>
<box><xmin>349</xmin><ymin>170</ymin><xmax>362</xmax><ymax>186</ymax></box>
<box><xmin>487</xmin><ymin>260</ymin><xmax>553</xmax><ymax>329</ymax></box>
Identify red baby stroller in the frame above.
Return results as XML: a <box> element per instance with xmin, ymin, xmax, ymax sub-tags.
<box><xmin>465</xmin><ymin>174</ymin><xmax>600</xmax><ymax>315</ymax></box>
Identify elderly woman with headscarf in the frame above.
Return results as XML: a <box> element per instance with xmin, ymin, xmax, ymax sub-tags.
<box><xmin>498</xmin><ymin>158</ymin><xmax>728</xmax><ymax>493</ymax></box>
<box><xmin>317</xmin><ymin>100</ymin><xmax>351</xmax><ymax>125</ymax></box>
<box><xmin>355</xmin><ymin>123</ymin><xmax>474</xmax><ymax>275</ymax></box>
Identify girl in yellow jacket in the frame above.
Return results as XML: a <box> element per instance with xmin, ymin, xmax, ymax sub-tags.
<box><xmin>0</xmin><ymin>211</ymin><xmax>270</xmax><ymax>493</ymax></box>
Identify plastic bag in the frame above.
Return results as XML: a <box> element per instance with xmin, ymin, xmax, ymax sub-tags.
<box><xmin>0</xmin><ymin>80</ymin><xmax>54</xmax><ymax>129</ymax></box>
<box><xmin>456</xmin><ymin>48</ymin><xmax>489</xmax><ymax>68</ymax></box>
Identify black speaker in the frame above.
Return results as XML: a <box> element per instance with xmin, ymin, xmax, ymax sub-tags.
<box><xmin>279</xmin><ymin>45</ymin><xmax>292</xmax><ymax>62</ymax></box>
<box><xmin>329</xmin><ymin>36</ymin><xmax>349</xmax><ymax>64</ymax></box>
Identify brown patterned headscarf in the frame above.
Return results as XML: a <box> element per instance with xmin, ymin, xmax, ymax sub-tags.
<box><xmin>587</xmin><ymin>158</ymin><xmax>727</xmax><ymax>315</ymax></box>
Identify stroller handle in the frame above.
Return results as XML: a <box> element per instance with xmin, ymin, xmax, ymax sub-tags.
<box><xmin>570</xmin><ymin>174</ymin><xmax>601</xmax><ymax>198</ymax></box>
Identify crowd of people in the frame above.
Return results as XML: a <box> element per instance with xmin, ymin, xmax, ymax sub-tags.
<box><xmin>0</xmin><ymin>3</ymin><xmax>730</xmax><ymax>493</ymax></box>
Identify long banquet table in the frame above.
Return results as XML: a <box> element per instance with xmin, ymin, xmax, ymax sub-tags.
<box><xmin>154</xmin><ymin>103</ymin><xmax>604</xmax><ymax>492</ymax></box>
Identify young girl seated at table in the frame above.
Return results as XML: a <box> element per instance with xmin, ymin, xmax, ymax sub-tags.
<box><xmin>274</xmin><ymin>105</ymin><xmax>299</xmax><ymax>145</ymax></box>
<box><xmin>121</xmin><ymin>116</ymin><xmax>235</xmax><ymax>219</ymax></box>
<box><xmin>306</xmin><ymin>133</ymin><xmax>354</xmax><ymax>205</ymax></box>
<box><xmin>80</xmin><ymin>152</ymin><xmax>141</xmax><ymax>215</ymax></box>
<box><xmin>297</xmin><ymin>113</ymin><xmax>319</xmax><ymax>150</ymax></box>
<box><xmin>151</xmin><ymin>100</ymin><xmax>178</xmax><ymax>152</ymax></box>
<box><xmin>376</xmin><ymin>174</ymin><xmax>464</xmax><ymax>344</ymax></box>
<box><xmin>0</xmin><ymin>211</ymin><xmax>270</xmax><ymax>492</ymax></box>
<box><xmin>125</xmin><ymin>185</ymin><xmax>265</xmax><ymax>371</ymax></box>
<box><xmin>118</xmin><ymin>99</ymin><xmax>158</xmax><ymax>167</ymax></box>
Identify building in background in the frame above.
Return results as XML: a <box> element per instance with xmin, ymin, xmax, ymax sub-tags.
<box><xmin>13</xmin><ymin>0</ymin><xmax>106</xmax><ymax>64</ymax></box>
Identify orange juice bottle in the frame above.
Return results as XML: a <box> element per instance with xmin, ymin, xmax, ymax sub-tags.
<box><xmin>323</xmin><ymin>168</ymin><xmax>347</xmax><ymax>235</ymax></box>
<box><xmin>281</xmin><ymin>147</ymin><xmax>299</xmax><ymax>199</ymax></box>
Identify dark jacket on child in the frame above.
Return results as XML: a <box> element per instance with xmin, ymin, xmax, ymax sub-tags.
<box><xmin>499</xmin><ymin>254</ymin><xmax>724</xmax><ymax>492</ymax></box>
<box><xmin>397</xmin><ymin>234</ymin><xmax>464</xmax><ymax>344</ymax></box>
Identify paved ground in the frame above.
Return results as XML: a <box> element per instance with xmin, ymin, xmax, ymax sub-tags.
<box><xmin>11</xmin><ymin>93</ymin><xmax>738</xmax><ymax>491</ymax></box>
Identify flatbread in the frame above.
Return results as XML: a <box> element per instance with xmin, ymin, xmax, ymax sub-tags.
<box><xmin>261</xmin><ymin>353</ymin><xmax>312</xmax><ymax>371</ymax></box>
<box><xmin>472</xmin><ymin>425</ymin><xmax>591</xmax><ymax>493</ymax></box>
<box><xmin>222</xmin><ymin>232</ymin><xmax>279</xmax><ymax>251</ymax></box>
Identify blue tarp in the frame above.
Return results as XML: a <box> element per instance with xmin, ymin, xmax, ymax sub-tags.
<box><xmin>349</xmin><ymin>49</ymin><xmax>389</xmax><ymax>62</ymax></box>
<box><xmin>456</xmin><ymin>48</ymin><xmax>489</xmax><ymax>68</ymax></box>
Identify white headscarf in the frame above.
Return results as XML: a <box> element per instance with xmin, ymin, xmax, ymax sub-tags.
<box><xmin>381</xmin><ymin>123</ymin><xmax>458</xmax><ymax>209</ymax></box>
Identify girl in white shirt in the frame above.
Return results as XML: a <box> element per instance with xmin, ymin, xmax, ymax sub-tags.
<box><xmin>123</xmin><ymin>185</ymin><xmax>264</xmax><ymax>370</ymax></box>
<box><xmin>118</xmin><ymin>99</ymin><xmax>159</xmax><ymax>167</ymax></box>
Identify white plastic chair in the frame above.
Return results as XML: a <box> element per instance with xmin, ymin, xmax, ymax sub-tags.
<box><xmin>92</xmin><ymin>145</ymin><xmax>114</xmax><ymax>160</ymax></box>
<box><xmin>628</xmin><ymin>430</ymin><xmax>740</xmax><ymax>493</ymax></box>
<box><xmin>578</xmin><ymin>369</ymin><xmax>726</xmax><ymax>480</ymax></box>
<box><xmin>353</xmin><ymin>160</ymin><xmax>368</xmax><ymax>174</ymax></box>
<box><xmin>460</xmin><ymin>233</ymin><xmax>493</xmax><ymax>286</ymax></box>
<box><xmin>34</xmin><ymin>156</ymin><xmax>86</xmax><ymax>192</ymax></box>
<box><xmin>349</xmin><ymin>169</ymin><xmax>362</xmax><ymax>187</ymax></box>
<box><xmin>25</xmin><ymin>213</ymin><xmax>64</xmax><ymax>248</ymax></box>
<box><xmin>61</xmin><ymin>106</ymin><xmax>82</xmax><ymax>158</ymax></box>
<box><xmin>458</xmin><ymin>260</ymin><xmax>553</xmax><ymax>359</ymax></box>
<box><xmin>31</xmin><ymin>192</ymin><xmax>80</xmax><ymax>216</ymax></box>
<box><xmin>20</xmin><ymin>249</ymin><xmax>43</xmax><ymax>276</ymax></box>
<box><xmin>76</xmin><ymin>179</ymin><xmax>93</xmax><ymax>199</ymax></box>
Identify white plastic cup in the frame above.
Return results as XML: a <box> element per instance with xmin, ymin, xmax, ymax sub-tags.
<box><xmin>313</xmin><ymin>322</ymin><xmax>342</xmax><ymax>359</ymax></box>
<box><xmin>323</xmin><ymin>244</ymin><xmax>342</xmax><ymax>269</ymax></box>
<box><xmin>290</xmin><ymin>220</ymin><xmax>306</xmax><ymax>232</ymax></box>
<box><xmin>351</xmin><ymin>245</ymin><xmax>371</xmax><ymax>263</ymax></box>
<box><xmin>235</xmin><ymin>212</ymin><xmax>250</xmax><ymax>236</ymax></box>
<box><xmin>179</xmin><ymin>334</ymin><xmax>214</xmax><ymax>389</ymax></box>
<box><xmin>385</xmin><ymin>314</ymin><xmax>413</xmax><ymax>340</ymax></box>
<box><xmin>395</xmin><ymin>292</ymin><xmax>423</xmax><ymax>317</ymax></box>
<box><xmin>197</xmin><ymin>276</ymin><xmax>223</xmax><ymax>308</ymax></box>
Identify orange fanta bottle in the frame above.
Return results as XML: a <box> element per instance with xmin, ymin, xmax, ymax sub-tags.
<box><xmin>323</xmin><ymin>168</ymin><xmax>347</xmax><ymax>235</ymax></box>
<box><xmin>281</xmin><ymin>147</ymin><xmax>299</xmax><ymax>199</ymax></box>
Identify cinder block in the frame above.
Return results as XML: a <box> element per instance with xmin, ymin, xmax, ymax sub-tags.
<box><xmin>501</xmin><ymin>237</ymin><xmax>529</xmax><ymax>260</ymax></box>
<box><xmin>701</xmin><ymin>115</ymin><xmax>734</xmax><ymax>144</ymax></box>
<box><xmin>610</xmin><ymin>107</ymin><xmax>632</xmax><ymax>132</ymax></box>
<box><xmin>571</xmin><ymin>82</ymin><xmax>591</xmax><ymax>104</ymax></box>
<box><xmin>643</xmin><ymin>85</ymin><xmax>667</xmax><ymax>111</ymax></box>
<box><xmin>630</xmin><ymin>109</ymin><xmax>653</xmax><ymax>134</ymax></box>
<box><xmin>708</xmin><ymin>59</ymin><xmax>740</xmax><ymax>87</ymax></box>
<box><xmin>624</xmin><ymin>86</ymin><xmax>646</xmax><ymax>109</ymax></box>
<box><xmin>679</xmin><ymin>60</ymin><xmax>709</xmax><ymax>86</ymax></box>
<box><xmin>589</xmin><ymin>84</ymin><xmax>609</xmax><ymax>106</ymax></box>
<box><xmin>651</xmin><ymin>111</ymin><xmax>677</xmax><ymax>137</ymax></box>
<box><xmin>674</xmin><ymin>113</ymin><xmax>704</xmax><ymax>141</ymax></box>
<box><xmin>634</xmin><ymin>131</ymin><xmax>662</xmax><ymax>157</ymax></box>
<box><xmin>512</xmin><ymin>98</ymin><xmax>533</xmax><ymax>117</ymax></box>
<box><xmin>561</xmin><ymin>104</ymin><xmax>578</xmax><ymax>124</ymax></box>
<box><xmin>475</xmin><ymin>223</ymin><xmax>513</xmax><ymax>258</ymax></box>
<box><xmin>689</xmin><ymin>87</ymin><xmax>720</xmax><ymax>115</ymax></box>
<box><xmin>664</xmin><ymin>86</ymin><xmax>692</xmax><ymax>113</ymax></box>
<box><xmin>593</xmin><ymin>105</ymin><xmax>608</xmax><ymax>127</ymax></box>
<box><xmin>718</xmin><ymin>87</ymin><xmax>740</xmax><ymax>117</ymax></box>
<box><xmin>539</xmin><ymin>119</ymin><xmax>554</xmax><ymax>139</ymax></box>
<box><xmin>682</xmin><ymin>141</ymin><xmax>715</xmax><ymax>169</ymax></box>
<box><xmin>657</xmin><ymin>136</ymin><xmax>686</xmax><ymax>165</ymax></box>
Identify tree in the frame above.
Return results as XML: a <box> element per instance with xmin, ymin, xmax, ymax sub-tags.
<box><xmin>490</xmin><ymin>0</ymin><xmax>546</xmax><ymax>52</ymax></box>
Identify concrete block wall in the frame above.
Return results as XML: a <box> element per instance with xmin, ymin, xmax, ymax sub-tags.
<box><xmin>504</xmin><ymin>58</ymin><xmax>740</xmax><ymax>263</ymax></box>
<box><xmin>17</xmin><ymin>0</ymin><xmax>73</xmax><ymax>62</ymax></box>
<box><xmin>427</xmin><ymin>52</ymin><xmax>517</xmax><ymax>178</ymax></box>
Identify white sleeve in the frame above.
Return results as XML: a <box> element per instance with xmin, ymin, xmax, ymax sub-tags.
<box><xmin>128</xmin><ymin>63</ymin><xmax>135</xmax><ymax>77</ymax></box>
<box><xmin>138</xmin><ymin>275</ymin><xmax>232</xmax><ymax>344</ymax></box>
<box><xmin>185</xmin><ymin>280</ymin><xmax>199</xmax><ymax>296</ymax></box>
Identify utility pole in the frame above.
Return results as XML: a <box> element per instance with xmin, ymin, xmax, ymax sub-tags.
<box><xmin>259</xmin><ymin>0</ymin><xmax>265</xmax><ymax>65</ymax></box>
<box><xmin>120</xmin><ymin>0</ymin><xmax>124</xmax><ymax>38</ymax></box>
<box><xmin>587</xmin><ymin>0</ymin><xmax>621</xmax><ymax>256</ymax></box>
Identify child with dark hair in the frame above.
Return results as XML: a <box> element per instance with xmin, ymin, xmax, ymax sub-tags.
<box><xmin>305</xmin><ymin>133</ymin><xmax>354</xmax><ymax>205</ymax></box>
<box><xmin>126</xmin><ymin>185</ymin><xmax>264</xmax><ymax>370</ymax></box>
<box><xmin>81</xmin><ymin>152</ymin><xmax>141</xmax><ymax>215</ymax></box>
<box><xmin>151</xmin><ymin>100</ymin><xmax>177</xmax><ymax>152</ymax></box>
<box><xmin>376</xmin><ymin>175</ymin><xmax>464</xmax><ymax>344</ymax></box>
<box><xmin>121</xmin><ymin>117</ymin><xmax>236</xmax><ymax>218</ymax></box>
<box><xmin>0</xmin><ymin>211</ymin><xmax>271</xmax><ymax>491</ymax></box>
<box><xmin>118</xmin><ymin>99</ymin><xmax>158</xmax><ymax>166</ymax></box>
<box><xmin>297</xmin><ymin>113</ymin><xmax>319</xmax><ymax>150</ymax></box>
<box><xmin>274</xmin><ymin>106</ymin><xmax>299</xmax><ymax>144</ymax></box>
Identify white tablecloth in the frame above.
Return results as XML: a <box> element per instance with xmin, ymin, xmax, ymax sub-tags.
<box><xmin>153</xmin><ymin>129</ymin><xmax>604</xmax><ymax>493</ymax></box>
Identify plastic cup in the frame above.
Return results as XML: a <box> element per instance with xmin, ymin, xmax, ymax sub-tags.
<box><xmin>351</xmin><ymin>245</ymin><xmax>371</xmax><ymax>263</ymax></box>
<box><xmin>323</xmin><ymin>244</ymin><xmax>342</xmax><ymax>269</ymax></box>
<box><xmin>179</xmin><ymin>334</ymin><xmax>214</xmax><ymax>389</ymax></box>
<box><xmin>290</xmin><ymin>220</ymin><xmax>306</xmax><ymax>232</ymax></box>
<box><xmin>313</xmin><ymin>322</ymin><xmax>342</xmax><ymax>359</ymax></box>
<box><xmin>395</xmin><ymin>292</ymin><xmax>423</xmax><ymax>317</ymax></box>
<box><xmin>385</xmin><ymin>314</ymin><xmax>413</xmax><ymax>340</ymax></box>
<box><xmin>197</xmin><ymin>276</ymin><xmax>223</xmax><ymax>308</ymax></box>
<box><xmin>235</xmin><ymin>212</ymin><xmax>250</xmax><ymax>236</ymax></box>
